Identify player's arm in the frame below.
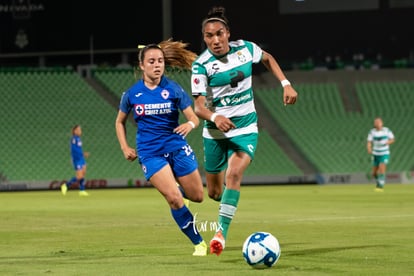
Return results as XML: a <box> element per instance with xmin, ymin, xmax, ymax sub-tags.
<box><xmin>367</xmin><ymin>141</ymin><xmax>372</xmax><ymax>154</ymax></box>
<box><xmin>115</xmin><ymin>110</ymin><xmax>137</xmax><ymax>161</ymax></box>
<box><xmin>387</xmin><ymin>138</ymin><xmax>395</xmax><ymax>145</ymax></box>
<box><xmin>193</xmin><ymin>95</ymin><xmax>213</xmax><ymax>122</ymax></box>
<box><xmin>174</xmin><ymin>106</ymin><xmax>199</xmax><ymax>137</ymax></box>
<box><xmin>194</xmin><ymin>95</ymin><xmax>235</xmax><ymax>132</ymax></box>
<box><xmin>261</xmin><ymin>50</ymin><xmax>298</xmax><ymax>105</ymax></box>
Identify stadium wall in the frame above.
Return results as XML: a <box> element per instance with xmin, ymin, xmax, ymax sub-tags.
<box><xmin>1</xmin><ymin>68</ymin><xmax>413</xmax><ymax>191</ymax></box>
<box><xmin>1</xmin><ymin>171</ymin><xmax>413</xmax><ymax>192</ymax></box>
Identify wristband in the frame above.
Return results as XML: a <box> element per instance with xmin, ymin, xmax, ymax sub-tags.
<box><xmin>281</xmin><ymin>79</ymin><xmax>291</xmax><ymax>87</ymax></box>
<box><xmin>210</xmin><ymin>113</ymin><xmax>218</xmax><ymax>123</ymax></box>
<box><xmin>188</xmin><ymin>121</ymin><xmax>195</xmax><ymax>129</ymax></box>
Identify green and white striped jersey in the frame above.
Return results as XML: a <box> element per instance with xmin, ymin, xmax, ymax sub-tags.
<box><xmin>367</xmin><ymin>127</ymin><xmax>394</xmax><ymax>155</ymax></box>
<box><xmin>191</xmin><ymin>39</ymin><xmax>263</xmax><ymax>139</ymax></box>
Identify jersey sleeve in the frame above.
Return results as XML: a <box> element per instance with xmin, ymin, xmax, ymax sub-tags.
<box><xmin>119</xmin><ymin>91</ymin><xmax>132</xmax><ymax>114</ymax></box>
<box><xmin>174</xmin><ymin>84</ymin><xmax>193</xmax><ymax>110</ymax></box>
<box><xmin>191</xmin><ymin>62</ymin><xmax>208</xmax><ymax>96</ymax></box>
<box><xmin>367</xmin><ymin>130</ymin><xmax>373</xmax><ymax>141</ymax></box>
<box><xmin>388</xmin><ymin>129</ymin><xmax>395</xmax><ymax>140</ymax></box>
<box><xmin>244</xmin><ymin>40</ymin><xmax>263</xmax><ymax>64</ymax></box>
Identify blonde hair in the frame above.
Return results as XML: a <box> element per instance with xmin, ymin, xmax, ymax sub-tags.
<box><xmin>138</xmin><ymin>38</ymin><xmax>197</xmax><ymax>70</ymax></box>
<box><xmin>159</xmin><ymin>38</ymin><xmax>197</xmax><ymax>70</ymax></box>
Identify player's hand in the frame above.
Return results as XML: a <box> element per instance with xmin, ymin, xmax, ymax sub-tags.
<box><xmin>122</xmin><ymin>147</ymin><xmax>137</xmax><ymax>161</ymax></box>
<box><xmin>283</xmin><ymin>86</ymin><xmax>298</xmax><ymax>106</ymax></box>
<box><xmin>174</xmin><ymin>122</ymin><xmax>194</xmax><ymax>137</ymax></box>
<box><xmin>214</xmin><ymin>115</ymin><xmax>236</xmax><ymax>133</ymax></box>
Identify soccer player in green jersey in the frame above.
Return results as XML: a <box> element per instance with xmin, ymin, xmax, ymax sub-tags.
<box><xmin>191</xmin><ymin>6</ymin><xmax>298</xmax><ymax>255</ymax></box>
<box><xmin>367</xmin><ymin>117</ymin><xmax>395</xmax><ymax>191</ymax></box>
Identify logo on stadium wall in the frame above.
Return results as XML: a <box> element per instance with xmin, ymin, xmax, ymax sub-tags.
<box><xmin>134</xmin><ymin>104</ymin><xmax>145</xmax><ymax>116</ymax></box>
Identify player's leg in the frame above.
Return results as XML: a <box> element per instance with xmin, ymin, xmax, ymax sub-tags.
<box><xmin>77</xmin><ymin>165</ymin><xmax>89</xmax><ymax>196</ymax></box>
<box><xmin>371</xmin><ymin>156</ymin><xmax>382</xmax><ymax>190</ymax></box>
<box><xmin>376</xmin><ymin>162</ymin><xmax>387</xmax><ymax>189</ymax></box>
<box><xmin>149</xmin><ymin>161</ymin><xmax>206</xmax><ymax>256</ymax></box>
<box><xmin>210</xmin><ymin>133</ymin><xmax>257</xmax><ymax>255</ymax></box>
<box><xmin>206</xmin><ymin>172</ymin><xmax>226</xmax><ymax>201</ymax></box>
<box><xmin>61</xmin><ymin>163</ymin><xmax>81</xmax><ymax>195</ymax></box>
<box><xmin>209</xmin><ymin>152</ymin><xmax>250</xmax><ymax>256</ymax></box>
<box><xmin>203</xmin><ymin>138</ymin><xmax>227</xmax><ymax>201</ymax></box>
<box><xmin>173</xmin><ymin>145</ymin><xmax>203</xmax><ymax>203</ymax></box>
<box><xmin>176</xmin><ymin>170</ymin><xmax>203</xmax><ymax>203</ymax></box>
<box><xmin>220</xmin><ymin>151</ymin><xmax>251</xmax><ymax>236</ymax></box>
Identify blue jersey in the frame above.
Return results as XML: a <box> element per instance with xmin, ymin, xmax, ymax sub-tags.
<box><xmin>119</xmin><ymin>76</ymin><xmax>193</xmax><ymax>157</ymax></box>
<box><xmin>70</xmin><ymin>135</ymin><xmax>85</xmax><ymax>164</ymax></box>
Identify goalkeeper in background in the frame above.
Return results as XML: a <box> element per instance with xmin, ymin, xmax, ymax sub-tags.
<box><xmin>367</xmin><ymin>117</ymin><xmax>395</xmax><ymax>191</ymax></box>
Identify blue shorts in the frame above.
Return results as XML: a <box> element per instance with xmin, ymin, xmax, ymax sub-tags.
<box><xmin>139</xmin><ymin>144</ymin><xmax>199</xmax><ymax>180</ymax></box>
<box><xmin>372</xmin><ymin>154</ymin><xmax>390</xmax><ymax>167</ymax></box>
<box><xmin>73</xmin><ymin>159</ymin><xmax>86</xmax><ymax>171</ymax></box>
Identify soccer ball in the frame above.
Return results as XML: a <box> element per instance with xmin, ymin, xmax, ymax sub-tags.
<box><xmin>242</xmin><ymin>231</ymin><xmax>281</xmax><ymax>269</ymax></box>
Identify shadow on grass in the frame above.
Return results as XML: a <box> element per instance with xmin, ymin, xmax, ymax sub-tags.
<box><xmin>282</xmin><ymin>244</ymin><xmax>392</xmax><ymax>256</ymax></box>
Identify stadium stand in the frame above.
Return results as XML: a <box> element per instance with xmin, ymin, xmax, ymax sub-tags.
<box><xmin>0</xmin><ymin>68</ymin><xmax>140</xmax><ymax>182</ymax></box>
<box><xmin>92</xmin><ymin>68</ymin><xmax>304</xmax><ymax>177</ymax></box>
<box><xmin>2</xmin><ymin>67</ymin><xmax>414</xmax><ymax>183</ymax></box>
<box><xmin>255</xmin><ymin>72</ymin><xmax>414</xmax><ymax>174</ymax></box>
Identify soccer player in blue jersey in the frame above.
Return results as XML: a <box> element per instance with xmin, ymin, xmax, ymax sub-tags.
<box><xmin>115</xmin><ymin>41</ymin><xmax>207</xmax><ymax>256</ymax></box>
<box><xmin>191</xmin><ymin>6</ymin><xmax>299</xmax><ymax>255</ymax></box>
<box><xmin>61</xmin><ymin>125</ymin><xmax>90</xmax><ymax>196</ymax></box>
<box><xmin>367</xmin><ymin>117</ymin><xmax>395</xmax><ymax>191</ymax></box>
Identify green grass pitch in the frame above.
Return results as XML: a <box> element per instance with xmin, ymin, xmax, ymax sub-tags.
<box><xmin>1</xmin><ymin>184</ymin><xmax>414</xmax><ymax>275</ymax></box>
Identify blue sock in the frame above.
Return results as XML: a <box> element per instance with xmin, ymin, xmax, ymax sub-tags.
<box><xmin>171</xmin><ymin>206</ymin><xmax>203</xmax><ymax>245</ymax></box>
<box><xmin>66</xmin><ymin>177</ymin><xmax>77</xmax><ymax>188</ymax></box>
<box><xmin>79</xmin><ymin>178</ymin><xmax>85</xmax><ymax>191</ymax></box>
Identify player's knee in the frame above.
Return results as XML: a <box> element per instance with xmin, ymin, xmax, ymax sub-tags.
<box><xmin>191</xmin><ymin>191</ymin><xmax>204</xmax><ymax>203</ymax></box>
<box><xmin>208</xmin><ymin>190</ymin><xmax>221</xmax><ymax>201</ymax></box>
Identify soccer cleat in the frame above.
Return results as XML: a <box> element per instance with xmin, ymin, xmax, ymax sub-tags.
<box><xmin>192</xmin><ymin>240</ymin><xmax>207</xmax><ymax>256</ymax></box>
<box><xmin>79</xmin><ymin>191</ymin><xmax>89</xmax><ymax>197</ymax></box>
<box><xmin>210</xmin><ymin>231</ymin><xmax>225</xmax><ymax>256</ymax></box>
<box><xmin>60</xmin><ymin>183</ymin><xmax>67</xmax><ymax>195</ymax></box>
<box><xmin>374</xmin><ymin>188</ymin><xmax>384</xmax><ymax>192</ymax></box>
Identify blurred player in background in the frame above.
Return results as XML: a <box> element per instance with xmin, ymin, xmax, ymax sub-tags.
<box><xmin>61</xmin><ymin>124</ymin><xmax>90</xmax><ymax>196</ymax></box>
<box><xmin>191</xmin><ymin>6</ymin><xmax>299</xmax><ymax>256</ymax></box>
<box><xmin>367</xmin><ymin>117</ymin><xmax>395</xmax><ymax>191</ymax></box>
<box><xmin>115</xmin><ymin>41</ymin><xmax>208</xmax><ymax>256</ymax></box>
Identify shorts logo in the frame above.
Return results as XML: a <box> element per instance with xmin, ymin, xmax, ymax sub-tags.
<box><xmin>248</xmin><ymin>144</ymin><xmax>255</xmax><ymax>153</ymax></box>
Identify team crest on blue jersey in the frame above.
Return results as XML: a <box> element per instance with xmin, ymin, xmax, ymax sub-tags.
<box><xmin>161</xmin><ymin>89</ymin><xmax>169</xmax><ymax>99</ymax></box>
<box><xmin>134</xmin><ymin>104</ymin><xmax>145</xmax><ymax>116</ymax></box>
